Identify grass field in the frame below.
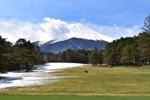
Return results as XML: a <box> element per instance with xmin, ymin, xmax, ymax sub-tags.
<box><xmin>0</xmin><ymin>65</ymin><xmax>150</xmax><ymax>99</ymax></box>
<box><xmin>0</xmin><ymin>95</ymin><xmax>150</xmax><ymax>100</ymax></box>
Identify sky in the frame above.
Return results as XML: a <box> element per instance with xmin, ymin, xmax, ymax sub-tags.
<box><xmin>0</xmin><ymin>0</ymin><xmax>150</xmax><ymax>42</ymax></box>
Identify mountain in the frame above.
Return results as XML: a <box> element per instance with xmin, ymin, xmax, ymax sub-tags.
<box><xmin>33</xmin><ymin>40</ymin><xmax>56</xmax><ymax>46</ymax></box>
<box><xmin>33</xmin><ymin>41</ymin><xmax>46</xmax><ymax>46</ymax></box>
<box><xmin>67</xmin><ymin>23</ymin><xmax>113</xmax><ymax>42</ymax></box>
<box><xmin>33</xmin><ymin>23</ymin><xmax>113</xmax><ymax>43</ymax></box>
<box><xmin>39</xmin><ymin>37</ymin><xmax>108</xmax><ymax>53</ymax></box>
<box><xmin>33</xmin><ymin>23</ymin><xmax>112</xmax><ymax>53</ymax></box>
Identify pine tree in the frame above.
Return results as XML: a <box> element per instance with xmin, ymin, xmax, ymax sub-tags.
<box><xmin>0</xmin><ymin>36</ymin><xmax>12</xmax><ymax>73</ymax></box>
<box><xmin>13</xmin><ymin>39</ymin><xmax>38</xmax><ymax>71</ymax></box>
<box><xmin>138</xmin><ymin>14</ymin><xmax>150</xmax><ymax>65</ymax></box>
<box><xmin>138</xmin><ymin>32</ymin><xmax>150</xmax><ymax>65</ymax></box>
<box><xmin>141</xmin><ymin>14</ymin><xmax>150</xmax><ymax>33</ymax></box>
<box><xmin>89</xmin><ymin>48</ymin><xmax>99</xmax><ymax>66</ymax></box>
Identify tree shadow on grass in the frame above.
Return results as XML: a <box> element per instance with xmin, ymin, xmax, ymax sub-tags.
<box><xmin>0</xmin><ymin>77</ymin><xmax>23</xmax><ymax>84</ymax></box>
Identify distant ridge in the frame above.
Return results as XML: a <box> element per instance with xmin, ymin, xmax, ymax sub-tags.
<box><xmin>34</xmin><ymin>37</ymin><xmax>108</xmax><ymax>53</ymax></box>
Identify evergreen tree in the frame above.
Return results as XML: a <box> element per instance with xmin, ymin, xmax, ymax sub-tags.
<box><xmin>104</xmin><ymin>40</ymin><xmax>118</xmax><ymax>66</ymax></box>
<box><xmin>138</xmin><ymin>32</ymin><xmax>150</xmax><ymax>65</ymax></box>
<box><xmin>138</xmin><ymin>14</ymin><xmax>150</xmax><ymax>65</ymax></box>
<box><xmin>104</xmin><ymin>37</ymin><xmax>139</xmax><ymax>66</ymax></box>
<box><xmin>0</xmin><ymin>36</ymin><xmax>12</xmax><ymax>73</ymax></box>
<box><xmin>120</xmin><ymin>37</ymin><xmax>139</xmax><ymax>65</ymax></box>
<box><xmin>13</xmin><ymin>39</ymin><xmax>38</xmax><ymax>71</ymax></box>
<box><xmin>98</xmin><ymin>50</ymin><xmax>103</xmax><ymax>66</ymax></box>
<box><xmin>89</xmin><ymin>48</ymin><xmax>99</xmax><ymax>66</ymax></box>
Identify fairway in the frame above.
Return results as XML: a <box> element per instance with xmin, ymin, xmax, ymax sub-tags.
<box><xmin>1</xmin><ymin>65</ymin><xmax>150</xmax><ymax>96</ymax></box>
<box><xmin>0</xmin><ymin>95</ymin><xmax>150</xmax><ymax>100</ymax></box>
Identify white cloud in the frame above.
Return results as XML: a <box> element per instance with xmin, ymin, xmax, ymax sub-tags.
<box><xmin>0</xmin><ymin>18</ymin><xmax>70</xmax><ymax>43</ymax></box>
<box><xmin>0</xmin><ymin>17</ymin><xmax>141</xmax><ymax>44</ymax></box>
<box><xmin>86</xmin><ymin>23</ymin><xmax>141</xmax><ymax>39</ymax></box>
<box><xmin>125</xmin><ymin>25</ymin><xmax>139</xmax><ymax>35</ymax></box>
<box><xmin>79</xmin><ymin>18</ymin><xmax>86</xmax><ymax>23</ymax></box>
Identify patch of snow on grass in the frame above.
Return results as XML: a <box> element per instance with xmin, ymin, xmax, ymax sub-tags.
<box><xmin>0</xmin><ymin>63</ymin><xmax>86</xmax><ymax>89</ymax></box>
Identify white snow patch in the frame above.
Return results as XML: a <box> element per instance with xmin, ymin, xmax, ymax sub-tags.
<box><xmin>0</xmin><ymin>63</ymin><xmax>86</xmax><ymax>89</ymax></box>
<box><xmin>38</xmin><ymin>41</ymin><xmax>47</xmax><ymax>46</ymax></box>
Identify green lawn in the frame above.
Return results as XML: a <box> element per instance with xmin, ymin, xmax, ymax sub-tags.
<box><xmin>0</xmin><ymin>65</ymin><xmax>150</xmax><ymax>98</ymax></box>
<box><xmin>0</xmin><ymin>95</ymin><xmax>150</xmax><ymax>100</ymax></box>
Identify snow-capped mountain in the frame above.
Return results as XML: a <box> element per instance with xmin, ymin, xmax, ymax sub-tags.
<box><xmin>67</xmin><ymin>23</ymin><xmax>113</xmax><ymax>42</ymax></box>
<box><xmin>33</xmin><ymin>23</ymin><xmax>113</xmax><ymax>44</ymax></box>
<box><xmin>35</xmin><ymin>37</ymin><xmax>108</xmax><ymax>53</ymax></box>
<box><xmin>32</xmin><ymin>20</ymin><xmax>114</xmax><ymax>53</ymax></box>
<box><xmin>32</xmin><ymin>23</ymin><xmax>113</xmax><ymax>53</ymax></box>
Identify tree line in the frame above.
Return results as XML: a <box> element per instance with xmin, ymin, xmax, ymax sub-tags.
<box><xmin>104</xmin><ymin>14</ymin><xmax>150</xmax><ymax>66</ymax></box>
<box><xmin>43</xmin><ymin>49</ymin><xmax>103</xmax><ymax>66</ymax></box>
<box><xmin>0</xmin><ymin>38</ymin><xmax>55</xmax><ymax>73</ymax></box>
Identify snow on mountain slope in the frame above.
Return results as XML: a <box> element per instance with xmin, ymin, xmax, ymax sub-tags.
<box><xmin>34</xmin><ymin>23</ymin><xmax>113</xmax><ymax>45</ymax></box>
<box><xmin>67</xmin><ymin>23</ymin><xmax>113</xmax><ymax>42</ymax></box>
<box><xmin>33</xmin><ymin>39</ymin><xmax>57</xmax><ymax>46</ymax></box>
<box><xmin>33</xmin><ymin>41</ymin><xmax>47</xmax><ymax>46</ymax></box>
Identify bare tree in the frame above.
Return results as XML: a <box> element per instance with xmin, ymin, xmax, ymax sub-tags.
<box><xmin>141</xmin><ymin>14</ymin><xmax>150</xmax><ymax>33</ymax></box>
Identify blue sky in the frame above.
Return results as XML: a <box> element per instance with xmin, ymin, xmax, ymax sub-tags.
<box><xmin>0</xmin><ymin>0</ymin><xmax>150</xmax><ymax>42</ymax></box>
